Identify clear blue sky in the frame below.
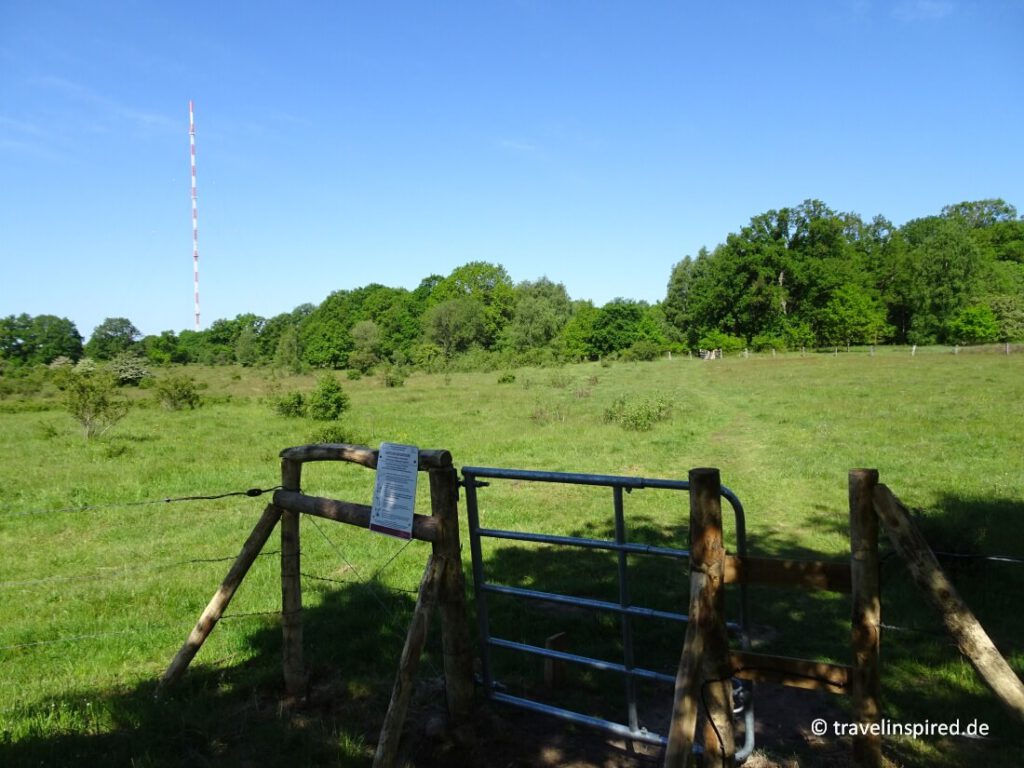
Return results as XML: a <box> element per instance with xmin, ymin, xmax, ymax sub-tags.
<box><xmin>2</xmin><ymin>1</ymin><xmax>1022</xmax><ymax>339</ymax></box>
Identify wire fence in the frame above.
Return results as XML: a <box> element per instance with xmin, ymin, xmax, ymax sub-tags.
<box><xmin>1</xmin><ymin>483</ymin><xmax>1020</xmax><ymax>716</ymax></box>
<box><xmin>1</xmin><ymin>486</ymin><xmax>283</xmax><ymax>520</ymax></box>
<box><xmin>1</xmin><ymin>485</ymin><xmax>428</xmax><ymax>665</ymax></box>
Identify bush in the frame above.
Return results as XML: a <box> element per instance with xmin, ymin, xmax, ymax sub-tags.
<box><xmin>109</xmin><ymin>352</ymin><xmax>150</xmax><ymax>386</ymax></box>
<box><xmin>273</xmin><ymin>391</ymin><xmax>306</xmax><ymax>418</ymax></box>
<box><xmin>622</xmin><ymin>339</ymin><xmax>663</xmax><ymax>362</ymax></box>
<box><xmin>603</xmin><ymin>395</ymin><xmax>672</xmax><ymax>432</ymax></box>
<box><xmin>381</xmin><ymin>365</ymin><xmax>408</xmax><ymax>388</ymax></box>
<box><xmin>697</xmin><ymin>331</ymin><xmax>746</xmax><ymax>354</ymax></box>
<box><xmin>54</xmin><ymin>367</ymin><xmax>130</xmax><ymax>440</ymax></box>
<box><xmin>348</xmin><ymin>349</ymin><xmax>379</xmax><ymax>375</ymax></box>
<box><xmin>308</xmin><ymin>423</ymin><xmax>362</xmax><ymax>445</ymax></box>
<box><xmin>497</xmin><ymin>371</ymin><xmax>516</xmax><ymax>384</ymax></box>
<box><xmin>307</xmin><ymin>374</ymin><xmax>350</xmax><ymax>421</ymax></box>
<box><xmin>751</xmin><ymin>332</ymin><xmax>787</xmax><ymax>352</ymax></box>
<box><xmin>154</xmin><ymin>374</ymin><xmax>201</xmax><ymax>410</ymax></box>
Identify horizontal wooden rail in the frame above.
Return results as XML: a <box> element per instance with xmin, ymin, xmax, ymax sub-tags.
<box><xmin>279</xmin><ymin>443</ymin><xmax>452</xmax><ymax>470</ymax></box>
<box><xmin>273</xmin><ymin>489</ymin><xmax>441</xmax><ymax>543</ymax></box>
<box><xmin>729</xmin><ymin>651</ymin><xmax>850</xmax><ymax>694</ymax></box>
<box><xmin>725</xmin><ymin>554</ymin><xmax>851</xmax><ymax>593</ymax></box>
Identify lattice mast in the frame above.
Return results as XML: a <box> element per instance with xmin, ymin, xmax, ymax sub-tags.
<box><xmin>189</xmin><ymin>100</ymin><xmax>200</xmax><ymax>330</ymax></box>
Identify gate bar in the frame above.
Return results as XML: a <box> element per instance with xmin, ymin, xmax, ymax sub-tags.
<box><xmin>475</xmin><ymin>527</ymin><xmax>691</xmax><ymax>559</ymax></box>
<box><xmin>491</xmin><ymin>692</ymin><xmax>668</xmax><ymax>746</ymax></box>
<box><xmin>463</xmin><ymin>466</ymin><xmax>752</xmax><ymax>761</ymax></box>
<box><xmin>484</xmin><ymin>582</ymin><xmax>691</xmax><ymax>623</ymax></box>
<box><xmin>489</xmin><ymin>636</ymin><xmax>677</xmax><ymax>685</ymax></box>
<box><xmin>614</xmin><ymin>485</ymin><xmax>640</xmax><ymax>734</ymax></box>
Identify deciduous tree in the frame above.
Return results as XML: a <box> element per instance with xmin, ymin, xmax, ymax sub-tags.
<box><xmin>422</xmin><ymin>299</ymin><xmax>485</xmax><ymax>360</ymax></box>
<box><xmin>85</xmin><ymin>317</ymin><xmax>141</xmax><ymax>360</ymax></box>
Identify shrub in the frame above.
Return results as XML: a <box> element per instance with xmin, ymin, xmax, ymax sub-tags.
<box><xmin>346</xmin><ymin>369</ymin><xmax>363</xmax><ymax>380</ymax></box>
<box><xmin>497</xmin><ymin>371</ymin><xmax>516</xmax><ymax>384</ymax></box>
<box><xmin>308</xmin><ymin>423</ymin><xmax>361</xmax><ymax>445</ymax></box>
<box><xmin>154</xmin><ymin>374</ymin><xmax>201</xmax><ymax>410</ymax></box>
<box><xmin>348</xmin><ymin>349</ymin><xmax>379</xmax><ymax>375</ymax></box>
<box><xmin>697</xmin><ymin>330</ymin><xmax>746</xmax><ymax>354</ymax></box>
<box><xmin>603</xmin><ymin>395</ymin><xmax>672</xmax><ymax>431</ymax></box>
<box><xmin>381</xmin><ymin>365</ymin><xmax>408</xmax><ymax>388</ymax></box>
<box><xmin>622</xmin><ymin>339</ymin><xmax>663</xmax><ymax>362</ymax></box>
<box><xmin>109</xmin><ymin>352</ymin><xmax>150</xmax><ymax>386</ymax></box>
<box><xmin>273</xmin><ymin>391</ymin><xmax>306</xmax><ymax>418</ymax></box>
<box><xmin>751</xmin><ymin>332</ymin><xmax>787</xmax><ymax>352</ymax></box>
<box><xmin>307</xmin><ymin>374</ymin><xmax>350</xmax><ymax>421</ymax></box>
<box><xmin>54</xmin><ymin>367</ymin><xmax>130</xmax><ymax>440</ymax></box>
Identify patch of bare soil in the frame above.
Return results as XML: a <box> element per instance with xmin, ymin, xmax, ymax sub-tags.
<box><xmin>403</xmin><ymin>679</ymin><xmax>860</xmax><ymax>768</ymax></box>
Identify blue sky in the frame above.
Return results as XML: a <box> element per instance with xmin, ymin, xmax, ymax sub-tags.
<box><xmin>2</xmin><ymin>1</ymin><xmax>1022</xmax><ymax>339</ymax></box>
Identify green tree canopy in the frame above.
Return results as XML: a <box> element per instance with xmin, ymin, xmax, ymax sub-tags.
<box><xmin>429</xmin><ymin>262</ymin><xmax>515</xmax><ymax>347</ymax></box>
<box><xmin>85</xmin><ymin>317</ymin><xmax>141</xmax><ymax>360</ymax></box>
<box><xmin>422</xmin><ymin>299</ymin><xmax>485</xmax><ymax>360</ymax></box>
<box><xmin>502</xmin><ymin>278</ymin><xmax>572</xmax><ymax>351</ymax></box>
<box><xmin>0</xmin><ymin>314</ymin><xmax>83</xmax><ymax>365</ymax></box>
<box><xmin>142</xmin><ymin>331</ymin><xmax>188</xmax><ymax>364</ymax></box>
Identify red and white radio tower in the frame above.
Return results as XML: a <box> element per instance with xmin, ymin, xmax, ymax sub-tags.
<box><xmin>189</xmin><ymin>100</ymin><xmax>200</xmax><ymax>330</ymax></box>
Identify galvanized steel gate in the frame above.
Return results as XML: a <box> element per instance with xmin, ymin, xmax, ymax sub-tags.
<box><xmin>461</xmin><ymin>466</ymin><xmax>755</xmax><ymax>759</ymax></box>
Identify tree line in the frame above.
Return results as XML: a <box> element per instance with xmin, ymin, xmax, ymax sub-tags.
<box><xmin>666</xmin><ymin>198</ymin><xmax>1024</xmax><ymax>351</ymax></box>
<box><xmin>3</xmin><ymin>198</ymin><xmax>1022</xmax><ymax>375</ymax></box>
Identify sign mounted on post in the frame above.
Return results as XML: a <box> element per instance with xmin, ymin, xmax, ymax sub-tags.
<box><xmin>370</xmin><ymin>442</ymin><xmax>419</xmax><ymax>540</ymax></box>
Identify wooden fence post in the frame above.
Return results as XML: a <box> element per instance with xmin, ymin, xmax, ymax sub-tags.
<box><xmin>664</xmin><ymin>468</ymin><xmax>734</xmax><ymax>768</ymax></box>
<box><xmin>373</xmin><ymin>555</ymin><xmax>443</xmax><ymax>768</ymax></box>
<box><xmin>428</xmin><ymin>464</ymin><xmax>476</xmax><ymax>731</ymax></box>
<box><xmin>160</xmin><ymin>503</ymin><xmax>282</xmax><ymax>688</ymax></box>
<box><xmin>281</xmin><ymin>457</ymin><xmax>305</xmax><ymax>697</ymax></box>
<box><xmin>874</xmin><ymin>485</ymin><xmax>1024</xmax><ymax>724</ymax></box>
<box><xmin>849</xmin><ymin>469</ymin><xmax>882</xmax><ymax>768</ymax></box>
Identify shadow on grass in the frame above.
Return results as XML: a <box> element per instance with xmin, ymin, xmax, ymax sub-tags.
<box><xmin>3</xmin><ymin>492</ymin><xmax>1021</xmax><ymax>768</ymax></box>
<box><xmin>473</xmin><ymin>489</ymin><xmax>1024</xmax><ymax>768</ymax></box>
<box><xmin>0</xmin><ymin>581</ymin><xmax>420</xmax><ymax>767</ymax></box>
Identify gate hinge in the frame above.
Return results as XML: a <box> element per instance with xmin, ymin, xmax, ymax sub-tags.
<box><xmin>458</xmin><ymin>479</ymin><xmax>490</xmax><ymax>489</ymax></box>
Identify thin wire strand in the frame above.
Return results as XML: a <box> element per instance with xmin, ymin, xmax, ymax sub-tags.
<box><xmin>0</xmin><ymin>629</ymin><xmax>139</xmax><ymax>652</ymax></box>
<box><xmin>3</xmin><ymin>486</ymin><xmax>282</xmax><ymax>520</ymax></box>
<box><xmin>303</xmin><ymin>516</ymin><xmax>440</xmax><ymax>675</ymax></box>
<box><xmin>0</xmin><ymin>551</ymin><xmax>281</xmax><ymax>589</ymax></box>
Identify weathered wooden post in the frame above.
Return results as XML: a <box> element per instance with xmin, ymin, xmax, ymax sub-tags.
<box><xmin>281</xmin><ymin>456</ymin><xmax>305</xmax><ymax>697</ymax></box>
<box><xmin>373</xmin><ymin>555</ymin><xmax>443</xmax><ymax>768</ymax></box>
<box><xmin>849</xmin><ymin>469</ymin><xmax>882</xmax><ymax>768</ymax></box>
<box><xmin>664</xmin><ymin>468</ymin><xmax>734</xmax><ymax>768</ymax></box>
<box><xmin>160</xmin><ymin>503</ymin><xmax>282</xmax><ymax>688</ymax></box>
<box><xmin>874</xmin><ymin>485</ymin><xmax>1024</xmax><ymax>724</ymax></box>
<box><xmin>429</xmin><ymin>463</ymin><xmax>476</xmax><ymax>730</ymax></box>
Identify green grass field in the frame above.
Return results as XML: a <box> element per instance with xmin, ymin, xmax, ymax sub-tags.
<box><xmin>1</xmin><ymin>349</ymin><xmax>1022</xmax><ymax>766</ymax></box>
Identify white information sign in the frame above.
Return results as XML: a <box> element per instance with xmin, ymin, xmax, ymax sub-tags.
<box><xmin>369</xmin><ymin>442</ymin><xmax>419</xmax><ymax>540</ymax></box>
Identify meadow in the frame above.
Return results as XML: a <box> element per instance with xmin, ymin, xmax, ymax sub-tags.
<box><xmin>1</xmin><ymin>348</ymin><xmax>1022</xmax><ymax>767</ymax></box>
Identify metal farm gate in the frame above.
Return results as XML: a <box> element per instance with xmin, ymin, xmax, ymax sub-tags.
<box><xmin>461</xmin><ymin>466</ymin><xmax>755</xmax><ymax>759</ymax></box>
